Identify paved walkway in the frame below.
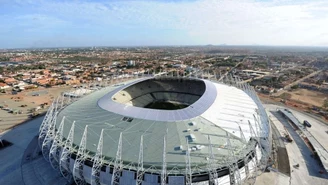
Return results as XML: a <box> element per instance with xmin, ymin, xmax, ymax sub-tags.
<box><xmin>265</xmin><ymin>104</ymin><xmax>328</xmax><ymax>185</ymax></box>
<box><xmin>0</xmin><ymin>116</ymin><xmax>68</xmax><ymax>185</ymax></box>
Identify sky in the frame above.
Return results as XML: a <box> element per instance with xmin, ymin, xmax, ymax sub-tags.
<box><xmin>1</xmin><ymin>0</ymin><xmax>328</xmax><ymax>48</ymax></box>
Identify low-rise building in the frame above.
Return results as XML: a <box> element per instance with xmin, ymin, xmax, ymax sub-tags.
<box><xmin>0</xmin><ymin>83</ymin><xmax>10</xmax><ymax>90</ymax></box>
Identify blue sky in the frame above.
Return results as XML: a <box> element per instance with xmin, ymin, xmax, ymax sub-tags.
<box><xmin>1</xmin><ymin>0</ymin><xmax>328</xmax><ymax>48</ymax></box>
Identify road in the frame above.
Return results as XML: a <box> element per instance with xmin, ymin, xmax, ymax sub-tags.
<box><xmin>242</xmin><ymin>75</ymin><xmax>266</xmax><ymax>83</ymax></box>
<box><xmin>283</xmin><ymin>70</ymin><xmax>322</xmax><ymax>90</ymax></box>
<box><xmin>218</xmin><ymin>61</ymin><xmax>243</xmax><ymax>81</ymax></box>
<box><xmin>265</xmin><ymin>104</ymin><xmax>328</xmax><ymax>185</ymax></box>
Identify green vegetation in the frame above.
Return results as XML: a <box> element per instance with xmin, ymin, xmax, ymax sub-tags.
<box><xmin>279</xmin><ymin>92</ymin><xmax>291</xmax><ymax>100</ymax></box>
<box><xmin>322</xmin><ymin>99</ymin><xmax>328</xmax><ymax>110</ymax></box>
<box><xmin>250</xmin><ymin>76</ymin><xmax>283</xmax><ymax>88</ymax></box>
<box><xmin>253</xmin><ymin>62</ymin><xmax>268</xmax><ymax>69</ymax></box>
<box><xmin>60</xmin><ymin>56</ymin><xmax>108</xmax><ymax>62</ymax></box>
<box><xmin>214</xmin><ymin>61</ymin><xmax>237</xmax><ymax>67</ymax></box>
<box><xmin>290</xmin><ymin>85</ymin><xmax>299</xmax><ymax>90</ymax></box>
<box><xmin>6</xmin><ymin>64</ymin><xmax>46</xmax><ymax>72</ymax></box>
<box><xmin>0</xmin><ymin>57</ymin><xmax>10</xmax><ymax>62</ymax></box>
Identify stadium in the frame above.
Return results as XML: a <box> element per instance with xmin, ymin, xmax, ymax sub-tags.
<box><xmin>38</xmin><ymin>75</ymin><xmax>272</xmax><ymax>185</ymax></box>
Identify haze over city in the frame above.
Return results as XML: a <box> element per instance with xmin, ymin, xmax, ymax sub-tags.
<box><xmin>1</xmin><ymin>0</ymin><xmax>328</xmax><ymax>48</ymax></box>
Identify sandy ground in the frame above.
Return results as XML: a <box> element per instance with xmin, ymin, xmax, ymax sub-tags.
<box><xmin>0</xmin><ymin>78</ymin><xmax>133</xmax><ymax>133</ymax></box>
<box><xmin>0</xmin><ymin>85</ymin><xmax>72</xmax><ymax>132</ymax></box>
<box><xmin>286</xmin><ymin>89</ymin><xmax>327</xmax><ymax>107</ymax></box>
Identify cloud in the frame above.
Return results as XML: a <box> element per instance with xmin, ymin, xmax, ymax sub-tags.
<box><xmin>2</xmin><ymin>0</ymin><xmax>328</xmax><ymax>47</ymax></box>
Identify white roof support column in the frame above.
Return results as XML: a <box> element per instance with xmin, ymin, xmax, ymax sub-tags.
<box><xmin>248</xmin><ymin>82</ymin><xmax>253</xmax><ymax>93</ymax></box>
<box><xmin>185</xmin><ymin>139</ymin><xmax>192</xmax><ymax>185</ymax></box>
<box><xmin>38</xmin><ymin>102</ymin><xmax>54</xmax><ymax>148</ymax></box>
<box><xmin>207</xmin><ymin>135</ymin><xmax>218</xmax><ymax>185</ymax></box>
<box><xmin>91</xmin><ymin>129</ymin><xmax>104</xmax><ymax>185</ymax></box>
<box><xmin>39</xmin><ymin>100</ymin><xmax>54</xmax><ymax>133</ymax></box>
<box><xmin>227</xmin><ymin>133</ymin><xmax>241</xmax><ymax>185</ymax></box>
<box><xmin>213</xmin><ymin>71</ymin><xmax>217</xmax><ymax>81</ymax></box>
<box><xmin>253</xmin><ymin>113</ymin><xmax>268</xmax><ymax>168</ymax></box>
<box><xmin>73</xmin><ymin>125</ymin><xmax>89</xmax><ymax>185</ymax></box>
<box><xmin>248</xmin><ymin>121</ymin><xmax>258</xmax><ymax>173</ymax></box>
<box><xmin>49</xmin><ymin>116</ymin><xmax>65</xmax><ymax>170</ymax></box>
<box><xmin>229</xmin><ymin>73</ymin><xmax>234</xmax><ymax>86</ymax></box>
<box><xmin>236</xmin><ymin>76</ymin><xmax>240</xmax><ymax>88</ymax></box>
<box><xmin>245</xmin><ymin>83</ymin><xmax>251</xmax><ymax>95</ymax></box>
<box><xmin>39</xmin><ymin>100</ymin><xmax>54</xmax><ymax>132</ymax></box>
<box><xmin>196</xmin><ymin>69</ymin><xmax>199</xmax><ymax>79</ymax></box>
<box><xmin>219</xmin><ymin>71</ymin><xmax>222</xmax><ymax>82</ymax></box>
<box><xmin>237</xmin><ymin>77</ymin><xmax>242</xmax><ymax>88</ymax></box>
<box><xmin>161</xmin><ymin>136</ymin><xmax>167</xmax><ymax>185</ymax></box>
<box><xmin>60</xmin><ymin>121</ymin><xmax>75</xmax><ymax>182</ymax></box>
<box><xmin>241</xmin><ymin>80</ymin><xmax>246</xmax><ymax>92</ymax></box>
<box><xmin>252</xmin><ymin>114</ymin><xmax>260</xmax><ymax>136</ymax></box>
<box><xmin>111</xmin><ymin>132</ymin><xmax>123</xmax><ymax>185</ymax></box>
<box><xmin>136</xmin><ymin>135</ymin><xmax>144</xmax><ymax>185</ymax></box>
<box><xmin>239</xmin><ymin>126</ymin><xmax>250</xmax><ymax>177</ymax></box>
<box><xmin>252</xmin><ymin>87</ymin><xmax>269</xmax><ymax>136</ymax></box>
<box><xmin>60</xmin><ymin>94</ymin><xmax>65</xmax><ymax>109</ymax></box>
<box><xmin>224</xmin><ymin>75</ymin><xmax>228</xmax><ymax>84</ymax></box>
<box><xmin>42</xmin><ymin>107</ymin><xmax>58</xmax><ymax>162</ymax></box>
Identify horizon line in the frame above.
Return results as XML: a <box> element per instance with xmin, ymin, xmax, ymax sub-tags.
<box><xmin>1</xmin><ymin>44</ymin><xmax>328</xmax><ymax>50</ymax></box>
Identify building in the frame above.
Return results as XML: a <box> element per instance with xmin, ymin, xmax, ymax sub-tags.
<box><xmin>127</xmin><ymin>60</ymin><xmax>136</xmax><ymax>66</ymax></box>
<box><xmin>4</xmin><ymin>77</ymin><xmax>16</xmax><ymax>85</ymax></box>
<box><xmin>39</xmin><ymin>76</ymin><xmax>271</xmax><ymax>185</ymax></box>
<box><xmin>0</xmin><ymin>83</ymin><xmax>10</xmax><ymax>90</ymax></box>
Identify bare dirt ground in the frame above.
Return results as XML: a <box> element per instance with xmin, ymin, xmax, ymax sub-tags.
<box><xmin>0</xmin><ymin>85</ymin><xmax>72</xmax><ymax>132</ymax></box>
<box><xmin>288</xmin><ymin>89</ymin><xmax>328</xmax><ymax>108</ymax></box>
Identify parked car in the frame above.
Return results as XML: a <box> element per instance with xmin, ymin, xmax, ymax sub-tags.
<box><xmin>303</xmin><ymin>120</ymin><xmax>312</xmax><ymax>128</ymax></box>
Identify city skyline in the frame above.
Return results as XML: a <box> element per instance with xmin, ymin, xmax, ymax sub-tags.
<box><xmin>1</xmin><ymin>0</ymin><xmax>328</xmax><ymax>49</ymax></box>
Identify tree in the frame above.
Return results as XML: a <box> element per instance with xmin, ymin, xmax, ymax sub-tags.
<box><xmin>291</xmin><ymin>85</ymin><xmax>299</xmax><ymax>90</ymax></box>
<box><xmin>279</xmin><ymin>92</ymin><xmax>291</xmax><ymax>101</ymax></box>
<box><xmin>322</xmin><ymin>99</ymin><xmax>328</xmax><ymax>110</ymax></box>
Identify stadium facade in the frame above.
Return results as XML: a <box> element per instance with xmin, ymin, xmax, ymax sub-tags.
<box><xmin>38</xmin><ymin>75</ymin><xmax>272</xmax><ymax>185</ymax></box>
